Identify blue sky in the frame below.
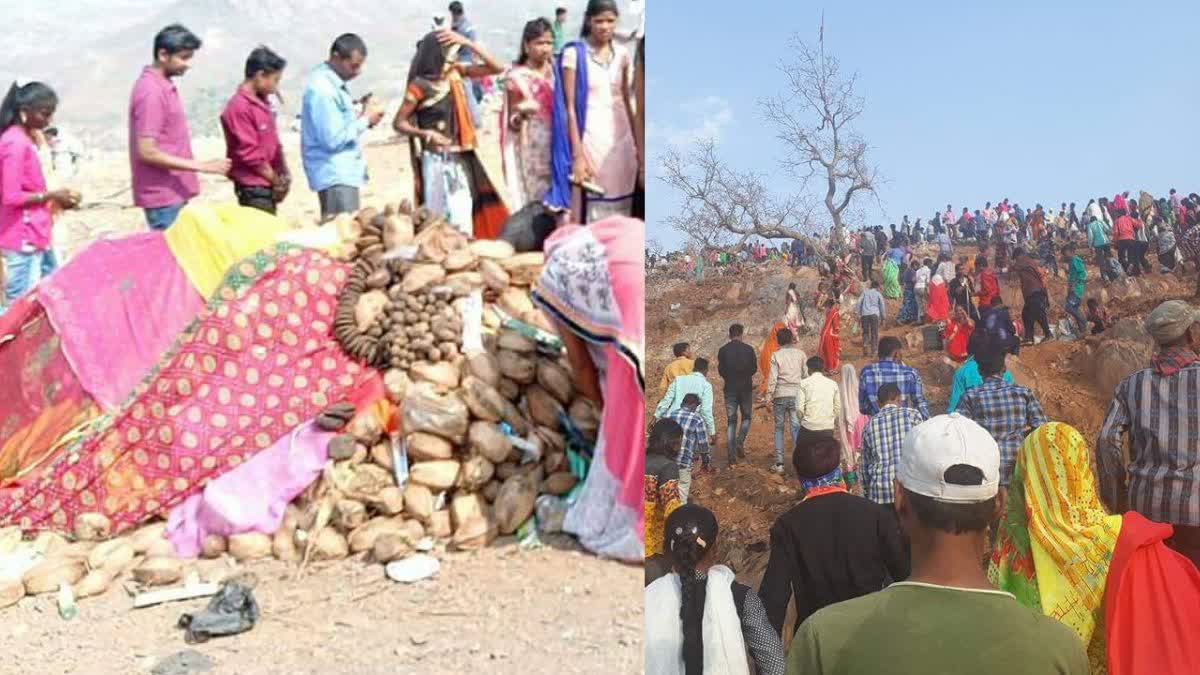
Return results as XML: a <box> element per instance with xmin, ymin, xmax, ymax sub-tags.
<box><xmin>647</xmin><ymin>0</ymin><xmax>1200</xmax><ymax>248</ymax></box>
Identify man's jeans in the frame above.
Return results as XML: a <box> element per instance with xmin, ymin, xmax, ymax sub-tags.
<box><xmin>144</xmin><ymin>202</ymin><xmax>186</xmax><ymax>230</ymax></box>
<box><xmin>1</xmin><ymin>248</ymin><xmax>57</xmax><ymax>315</ymax></box>
<box><xmin>1065</xmin><ymin>292</ymin><xmax>1086</xmax><ymax>334</ymax></box>
<box><xmin>861</xmin><ymin>314</ymin><xmax>881</xmax><ymax>356</ymax></box>
<box><xmin>724</xmin><ymin>390</ymin><xmax>753</xmax><ymax>464</ymax></box>
<box><xmin>772</xmin><ymin>397</ymin><xmax>797</xmax><ymax>466</ymax></box>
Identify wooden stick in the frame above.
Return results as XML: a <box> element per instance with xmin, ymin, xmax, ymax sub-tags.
<box><xmin>133</xmin><ymin>582</ymin><xmax>219</xmax><ymax>609</ymax></box>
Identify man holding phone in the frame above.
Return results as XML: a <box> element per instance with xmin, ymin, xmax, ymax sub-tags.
<box><xmin>300</xmin><ymin>33</ymin><xmax>385</xmax><ymax>222</ymax></box>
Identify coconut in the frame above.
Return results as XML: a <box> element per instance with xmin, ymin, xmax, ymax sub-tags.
<box><xmin>378</xmin><ymin>486</ymin><xmax>405</xmax><ymax>515</ymax></box>
<box><xmin>408</xmin><ymin>432</ymin><xmax>454</xmax><ymax>462</ymax></box>
<box><xmin>403</xmin><ymin>520</ymin><xmax>425</xmax><ymax>543</ymax></box>
<box><xmin>543</xmin><ymin>451</ymin><xmax>567</xmax><ymax>474</ymax></box>
<box><xmin>144</xmin><ymin>537</ymin><xmax>175</xmax><ymax>559</ymax></box>
<box><xmin>132</xmin><ymin>557</ymin><xmax>182</xmax><ymax>587</ymax></box>
<box><xmin>450</xmin><ymin>493</ymin><xmax>487</xmax><ymax>529</ymax></box>
<box><xmin>536</xmin><ymin>426</ymin><xmax>567</xmax><ymax>454</ymax></box>
<box><xmin>200</xmin><ymin>535</ymin><xmax>227</xmax><ymax>559</ymax></box>
<box><xmin>0</xmin><ymin>526</ymin><xmax>21</xmax><ymax>555</ymax></box>
<box><xmin>569</xmin><ymin>398</ymin><xmax>601</xmax><ymax>440</ymax></box>
<box><xmin>411</xmin><ymin>361</ymin><xmax>460</xmax><ymax>389</ymax></box>
<box><xmin>461</xmin><ymin>376</ymin><xmax>507</xmax><ymax>422</ymax></box>
<box><xmin>464</xmin><ymin>352</ymin><xmax>501</xmax><ymax>387</ymax></box>
<box><xmin>371</xmin><ymin>442</ymin><xmax>394</xmax><ymax>469</ymax></box>
<box><xmin>410</xmin><ymin>460</ymin><xmax>461</xmax><ymax>491</ymax></box>
<box><xmin>479</xmin><ymin>258</ymin><xmax>510</xmax><ymax>291</ymax></box>
<box><xmin>59</xmin><ymin>540</ymin><xmax>97</xmax><ymax>563</ymax></box>
<box><xmin>228</xmin><ymin>533</ymin><xmax>273</xmax><ymax>562</ymax></box>
<box><xmin>88</xmin><ymin>539</ymin><xmax>134</xmax><ymax>573</ymax></box>
<box><xmin>442</xmin><ymin>247</ymin><xmax>478</xmax><ymax>272</ymax></box>
<box><xmin>498</xmin><ymin>329</ymin><xmax>537</xmax><ymax>354</ymax></box>
<box><xmin>355</xmin><ymin>290</ymin><xmax>390</xmax><ymax>331</ymax></box>
<box><xmin>76</xmin><ymin>569</ymin><xmax>114</xmax><ymax>599</ymax></box>
<box><xmin>497</xmin><ymin>377</ymin><xmax>521</xmax><ymax>401</ymax></box>
<box><xmin>402</xmin><ymin>384</ymin><xmax>470</xmax><ymax>443</ymax></box>
<box><xmin>347</xmin><ymin>414</ymin><xmax>384</xmax><ymax>446</ymax></box>
<box><xmin>384</xmin><ymin>368</ymin><xmax>412</xmax><ymax>404</ymax></box>
<box><xmin>0</xmin><ymin>578</ymin><xmax>24</xmax><ymax>608</ymax></box>
<box><xmin>469</xmin><ymin>421</ymin><xmax>514</xmax><ymax>464</ymax></box>
<box><xmin>348</xmin><ymin>443</ymin><xmax>369</xmax><ymax>465</ymax></box>
<box><xmin>129</xmin><ymin>522</ymin><xmax>168</xmax><ymax>554</ymax></box>
<box><xmin>452</xmin><ymin>515</ymin><xmax>495</xmax><ymax>551</ymax></box>
<box><xmin>273</xmin><ymin>526</ymin><xmax>301</xmax><ymax>562</ymax></box>
<box><xmin>469</xmin><ymin>239</ymin><xmax>515</xmax><ymax>260</ymax></box>
<box><xmin>32</xmin><ymin>531</ymin><xmax>67</xmax><ymax>556</ymax></box>
<box><xmin>498</xmin><ymin>287</ymin><xmax>535</xmax><ymax>317</ymax></box>
<box><xmin>482</xmin><ymin>480</ymin><xmax>502</xmax><ymax>502</ymax></box>
<box><xmin>458</xmin><ymin>456</ymin><xmax>495</xmax><ymax>491</ymax></box>
<box><xmin>403</xmin><ymin>484</ymin><xmax>435</xmax><ymax>523</ymax></box>
<box><xmin>347</xmin><ymin>517</ymin><xmax>405</xmax><ymax>553</ymax></box>
<box><xmin>22</xmin><ymin>559</ymin><xmax>84</xmax><ymax>595</ymax></box>
<box><xmin>543</xmin><ymin>472</ymin><xmax>577</xmax><ymax>496</ymax></box>
<box><xmin>371</xmin><ymin>533</ymin><xmax>415</xmax><ymax>563</ymax></box>
<box><xmin>501</xmin><ymin>252</ymin><xmax>545</xmax><ymax>286</ymax></box>
<box><xmin>496</xmin><ymin>349</ymin><xmax>536</xmax><ymax>384</ymax></box>
<box><xmin>526</xmin><ymin>384</ymin><xmax>565</xmax><ymax>428</ymax></box>
<box><xmin>428</xmin><ymin>510</ymin><xmax>453</xmax><ymax>538</ymax></box>
<box><xmin>537</xmin><ymin>361</ymin><xmax>575</xmax><ymax>404</ymax></box>
<box><xmin>402</xmin><ymin>264</ymin><xmax>447</xmax><ymax>293</ymax></box>
<box><xmin>494</xmin><ymin>474</ymin><xmax>539</xmax><ymax>535</ymax></box>
<box><xmin>195</xmin><ymin>559</ymin><xmax>237</xmax><ymax>585</ymax></box>
<box><xmin>334</xmin><ymin>500</ymin><xmax>369</xmax><ymax>531</ymax></box>
<box><xmin>73</xmin><ymin>513</ymin><xmax>112</xmax><ymax>541</ymax></box>
<box><xmin>310</xmin><ymin>529</ymin><xmax>349</xmax><ymax>561</ymax></box>
<box><xmin>347</xmin><ymin>464</ymin><xmax>394</xmax><ymax>501</ymax></box>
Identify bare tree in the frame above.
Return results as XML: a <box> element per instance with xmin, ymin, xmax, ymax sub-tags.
<box><xmin>659</xmin><ymin>22</ymin><xmax>880</xmax><ymax>248</ymax></box>
<box><xmin>646</xmin><ymin>236</ymin><xmax>665</xmax><ymax>257</ymax></box>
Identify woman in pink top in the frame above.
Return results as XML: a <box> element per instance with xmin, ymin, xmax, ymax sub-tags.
<box><xmin>0</xmin><ymin>81</ymin><xmax>79</xmax><ymax>314</ymax></box>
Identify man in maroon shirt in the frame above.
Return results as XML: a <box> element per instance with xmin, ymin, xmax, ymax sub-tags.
<box><xmin>220</xmin><ymin>47</ymin><xmax>290</xmax><ymax>214</ymax></box>
<box><xmin>1010</xmin><ymin>248</ymin><xmax>1051</xmax><ymax>345</ymax></box>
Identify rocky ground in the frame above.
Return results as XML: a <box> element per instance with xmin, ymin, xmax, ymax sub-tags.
<box><xmin>646</xmin><ymin>242</ymin><xmax>1196</xmax><ymax>648</ymax></box>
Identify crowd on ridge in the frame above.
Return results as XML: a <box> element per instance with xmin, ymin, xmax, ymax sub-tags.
<box><xmin>0</xmin><ymin>0</ymin><xmax>646</xmax><ymax>315</ymax></box>
<box><xmin>645</xmin><ymin>190</ymin><xmax>1200</xmax><ymax>673</ymax></box>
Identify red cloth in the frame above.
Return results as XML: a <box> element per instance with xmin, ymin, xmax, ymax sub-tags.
<box><xmin>1113</xmin><ymin>215</ymin><xmax>1135</xmax><ymax>241</ymax></box>
<box><xmin>926</xmin><ymin>280</ymin><xmax>950</xmax><ymax>322</ymax></box>
<box><xmin>944</xmin><ymin>318</ymin><xmax>973</xmax><ymax>362</ymax></box>
<box><xmin>220</xmin><ymin>86</ymin><xmax>285</xmax><ymax>188</ymax></box>
<box><xmin>818</xmin><ymin>307</ymin><xmax>840</xmax><ymax>371</ymax></box>
<box><xmin>1104</xmin><ymin>512</ymin><xmax>1200</xmax><ymax>675</ymax></box>
<box><xmin>977</xmin><ymin>269</ymin><xmax>1000</xmax><ymax>309</ymax></box>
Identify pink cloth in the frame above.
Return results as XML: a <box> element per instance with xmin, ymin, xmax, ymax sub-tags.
<box><xmin>129</xmin><ymin>66</ymin><xmax>200</xmax><ymax>208</ymax></box>
<box><xmin>165</xmin><ymin>420</ymin><xmax>333</xmax><ymax>558</ymax></box>
<box><xmin>37</xmin><ymin>232</ymin><xmax>204</xmax><ymax>410</ymax></box>
<box><xmin>0</xmin><ymin>125</ymin><xmax>51</xmax><ymax>251</ymax></box>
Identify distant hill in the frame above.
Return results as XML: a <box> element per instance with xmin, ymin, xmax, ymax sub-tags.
<box><xmin>3</xmin><ymin>0</ymin><xmax>639</xmax><ymax>149</ymax></box>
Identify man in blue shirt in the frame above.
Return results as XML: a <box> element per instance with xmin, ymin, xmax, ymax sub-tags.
<box><xmin>300</xmin><ymin>33</ymin><xmax>384</xmax><ymax>222</ymax></box>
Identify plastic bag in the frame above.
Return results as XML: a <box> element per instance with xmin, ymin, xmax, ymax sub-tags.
<box><xmin>177</xmin><ymin>581</ymin><xmax>260</xmax><ymax>644</ymax></box>
<box><xmin>499</xmin><ymin>202</ymin><xmax>557</xmax><ymax>253</ymax></box>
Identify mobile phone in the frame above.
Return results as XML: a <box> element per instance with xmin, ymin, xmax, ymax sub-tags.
<box><xmin>358</xmin><ymin>92</ymin><xmax>373</xmax><ymax>105</ymax></box>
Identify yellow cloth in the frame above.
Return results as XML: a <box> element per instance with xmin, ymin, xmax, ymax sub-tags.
<box><xmin>658</xmin><ymin>357</ymin><xmax>694</xmax><ymax>395</ymax></box>
<box><xmin>164</xmin><ymin>203</ymin><xmax>294</xmax><ymax>298</ymax></box>
<box><xmin>991</xmin><ymin>422</ymin><xmax>1121</xmax><ymax>672</ymax></box>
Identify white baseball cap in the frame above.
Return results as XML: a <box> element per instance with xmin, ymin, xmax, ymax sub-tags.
<box><xmin>898</xmin><ymin>414</ymin><xmax>999</xmax><ymax>503</ymax></box>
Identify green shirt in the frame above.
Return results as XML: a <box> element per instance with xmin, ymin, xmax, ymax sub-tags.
<box><xmin>1068</xmin><ymin>256</ymin><xmax>1086</xmax><ymax>297</ymax></box>
<box><xmin>552</xmin><ymin>22</ymin><xmax>565</xmax><ymax>52</ymax></box>
<box><xmin>785</xmin><ymin>582</ymin><xmax>1088</xmax><ymax>675</ymax></box>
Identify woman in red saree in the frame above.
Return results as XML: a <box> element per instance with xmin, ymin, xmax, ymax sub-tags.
<box><xmin>926</xmin><ymin>273</ymin><xmax>950</xmax><ymax>322</ymax></box>
<box><xmin>975</xmin><ymin>256</ymin><xmax>1000</xmax><ymax>309</ymax></box>
<box><xmin>817</xmin><ymin>298</ymin><xmax>840</xmax><ymax>372</ymax></box>
<box><xmin>943</xmin><ymin>306</ymin><xmax>974</xmax><ymax>362</ymax></box>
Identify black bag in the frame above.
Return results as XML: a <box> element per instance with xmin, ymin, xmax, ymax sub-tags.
<box><xmin>499</xmin><ymin>202</ymin><xmax>558</xmax><ymax>252</ymax></box>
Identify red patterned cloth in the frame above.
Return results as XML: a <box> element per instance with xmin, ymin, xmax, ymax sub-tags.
<box><xmin>0</xmin><ymin>246</ymin><xmax>374</xmax><ymax>535</ymax></box>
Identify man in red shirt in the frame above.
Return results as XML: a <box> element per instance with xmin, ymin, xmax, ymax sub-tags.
<box><xmin>220</xmin><ymin>47</ymin><xmax>290</xmax><ymax>214</ymax></box>
<box><xmin>1112</xmin><ymin>207</ymin><xmax>1136</xmax><ymax>275</ymax></box>
<box><xmin>1010</xmin><ymin>248</ymin><xmax>1051</xmax><ymax>345</ymax></box>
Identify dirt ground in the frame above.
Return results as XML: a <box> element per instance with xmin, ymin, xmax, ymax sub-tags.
<box><xmin>0</xmin><ymin>536</ymin><xmax>642</xmax><ymax>675</ymax></box>
<box><xmin>646</xmin><ymin>240</ymin><xmax>1196</xmax><ymax>630</ymax></box>
<box><xmin>3</xmin><ymin>101</ymin><xmax>642</xmax><ymax>675</ymax></box>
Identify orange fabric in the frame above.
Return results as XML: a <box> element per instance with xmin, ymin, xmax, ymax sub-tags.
<box><xmin>818</xmin><ymin>307</ymin><xmax>840</xmax><ymax>372</ymax></box>
<box><xmin>927</xmin><ymin>280</ymin><xmax>950</xmax><ymax>322</ymax></box>
<box><xmin>945</xmin><ymin>318</ymin><xmax>973</xmax><ymax>362</ymax></box>
<box><xmin>449</xmin><ymin>78</ymin><xmax>477</xmax><ymax>149</ymax></box>
<box><xmin>1104</xmin><ymin>512</ymin><xmax>1200</xmax><ymax>675</ymax></box>
<box><xmin>758</xmin><ymin>321</ymin><xmax>786</xmax><ymax>396</ymax></box>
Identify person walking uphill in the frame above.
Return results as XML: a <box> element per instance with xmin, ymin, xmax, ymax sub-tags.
<box><xmin>129</xmin><ymin>24</ymin><xmax>230</xmax><ymax>230</ymax></box>
<box><xmin>857</xmin><ymin>336</ymin><xmax>931</xmax><ymax>418</ymax></box>
<box><xmin>785</xmin><ymin>414</ymin><xmax>1089</xmax><ymax>675</ymax></box>
<box><xmin>1097</xmin><ymin>300</ymin><xmax>1200</xmax><ymax>570</ymax></box>
<box><xmin>856</xmin><ymin>280</ymin><xmax>884</xmax><ymax>357</ymax></box>
<box><xmin>0</xmin><ymin>81</ymin><xmax>81</xmax><ymax>314</ymax></box>
<box><xmin>718</xmin><ymin>324</ymin><xmax>757</xmax><ymax>467</ymax></box>
<box><xmin>300</xmin><ymin>33</ymin><xmax>384</xmax><ymax>223</ymax></box>
<box><xmin>220</xmin><ymin>47</ymin><xmax>290</xmax><ymax>215</ymax></box>
<box><xmin>655</xmin><ymin>358</ymin><xmax>715</xmax><ymax>442</ymax></box>
<box><xmin>765</xmin><ymin>328</ymin><xmax>808</xmax><ymax>475</ymax></box>
<box><xmin>1010</xmin><ymin>248</ymin><xmax>1052</xmax><ymax>344</ymax></box>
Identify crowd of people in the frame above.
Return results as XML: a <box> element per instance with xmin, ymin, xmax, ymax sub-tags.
<box><xmin>647</xmin><ymin>190</ymin><xmax>1200</xmax><ymax>671</ymax></box>
<box><xmin>1</xmin><ymin>0</ymin><xmax>646</xmax><ymax>314</ymax></box>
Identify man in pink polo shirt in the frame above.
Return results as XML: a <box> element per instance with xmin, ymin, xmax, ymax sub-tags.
<box><xmin>220</xmin><ymin>46</ymin><xmax>290</xmax><ymax>215</ymax></box>
<box><xmin>128</xmin><ymin>24</ymin><xmax>230</xmax><ymax>230</ymax></box>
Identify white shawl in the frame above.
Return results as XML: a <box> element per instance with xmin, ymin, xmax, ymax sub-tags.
<box><xmin>644</xmin><ymin>565</ymin><xmax>750</xmax><ymax>675</ymax></box>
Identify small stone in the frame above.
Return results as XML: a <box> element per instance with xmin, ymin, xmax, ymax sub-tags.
<box><xmin>328</xmin><ymin>434</ymin><xmax>356</xmax><ymax>460</ymax></box>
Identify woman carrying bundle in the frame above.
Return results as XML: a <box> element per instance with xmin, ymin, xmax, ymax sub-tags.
<box><xmin>644</xmin><ymin>504</ymin><xmax>785</xmax><ymax>675</ymax></box>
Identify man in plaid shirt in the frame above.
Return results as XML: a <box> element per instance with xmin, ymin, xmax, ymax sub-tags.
<box><xmin>956</xmin><ymin>344</ymin><xmax>1048</xmax><ymax>486</ymax></box>
<box><xmin>858</xmin><ymin>336</ymin><xmax>931</xmax><ymax>418</ymax></box>
<box><xmin>665</xmin><ymin>394</ymin><xmax>710</xmax><ymax>502</ymax></box>
<box><xmin>860</xmin><ymin>383</ymin><xmax>926</xmax><ymax>505</ymax></box>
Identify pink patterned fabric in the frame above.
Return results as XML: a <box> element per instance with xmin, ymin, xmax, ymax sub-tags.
<box><xmin>38</xmin><ymin>232</ymin><xmax>204</xmax><ymax>410</ymax></box>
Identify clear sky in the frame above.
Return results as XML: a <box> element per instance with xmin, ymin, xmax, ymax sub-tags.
<box><xmin>647</xmin><ymin>0</ymin><xmax>1200</xmax><ymax>248</ymax></box>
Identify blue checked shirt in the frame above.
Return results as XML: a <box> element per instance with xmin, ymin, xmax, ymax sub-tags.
<box><xmin>858</xmin><ymin>359</ymin><xmax>931</xmax><ymax>418</ymax></box>
<box><xmin>665</xmin><ymin>407</ymin><xmax>710</xmax><ymax>469</ymax></box>
<box><xmin>956</xmin><ymin>376</ymin><xmax>1049</xmax><ymax>486</ymax></box>
<box><xmin>861</xmin><ymin>404</ymin><xmax>926</xmax><ymax>504</ymax></box>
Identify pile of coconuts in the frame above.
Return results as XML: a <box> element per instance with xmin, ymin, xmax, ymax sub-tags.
<box><xmin>0</xmin><ymin>204</ymin><xmax>603</xmax><ymax>610</ymax></box>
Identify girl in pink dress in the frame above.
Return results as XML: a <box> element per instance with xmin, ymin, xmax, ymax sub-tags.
<box><xmin>501</xmin><ymin>19</ymin><xmax>556</xmax><ymax>211</ymax></box>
